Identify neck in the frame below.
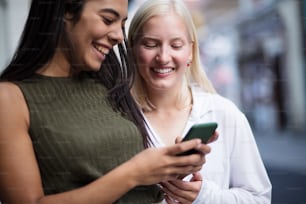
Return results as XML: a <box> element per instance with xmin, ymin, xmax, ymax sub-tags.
<box><xmin>144</xmin><ymin>86</ymin><xmax>193</xmax><ymax>146</ymax></box>
<box><xmin>146</xmin><ymin>85</ymin><xmax>193</xmax><ymax>112</ymax></box>
<box><xmin>37</xmin><ymin>49</ymin><xmax>72</xmax><ymax>77</ymax></box>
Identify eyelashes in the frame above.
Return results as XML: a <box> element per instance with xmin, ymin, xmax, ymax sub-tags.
<box><xmin>142</xmin><ymin>43</ymin><xmax>184</xmax><ymax>49</ymax></box>
<box><xmin>102</xmin><ymin>17</ymin><xmax>114</xmax><ymax>25</ymax></box>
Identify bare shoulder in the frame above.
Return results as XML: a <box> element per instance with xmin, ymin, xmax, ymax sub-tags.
<box><xmin>0</xmin><ymin>81</ymin><xmax>23</xmax><ymax>99</ymax></box>
<box><xmin>0</xmin><ymin>82</ymin><xmax>29</xmax><ymax>128</ymax></box>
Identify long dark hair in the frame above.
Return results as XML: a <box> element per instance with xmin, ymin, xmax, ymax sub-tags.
<box><xmin>0</xmin><ymin>0</ymin><xmax>151</xmax><ymax>147</ymax></box>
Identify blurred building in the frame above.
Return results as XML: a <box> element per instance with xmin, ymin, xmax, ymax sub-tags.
<box><xmin>195</xmin><ymin>0</ymin><xmax>306</xmax><ymax>133</ymax></box>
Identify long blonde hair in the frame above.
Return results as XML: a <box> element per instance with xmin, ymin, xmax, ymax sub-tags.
<box><xmin>128</xmin><ymin>0</ymin><xmax>216</xmax><ymax>111</ymax></box>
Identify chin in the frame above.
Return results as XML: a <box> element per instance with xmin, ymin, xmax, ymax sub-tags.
<box><xmin>85</xmin><ymin>62</ymin><xmax>102</xmax><ymax>72</ymax></box>
<box><xmin>93</xmin><ymin>66</ymin><xmax>102</xmax><ymax>72</ymax></box>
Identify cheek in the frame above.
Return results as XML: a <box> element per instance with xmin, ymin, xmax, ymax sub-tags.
<box><xmin>175</xmin><ymin>50</ymin><xmax>191</xmax><ymax>66</ymax></box>
<box><xmin>135</xmin><ymin>47</ymin><xmax>154</xmax><ymax>66</ymax></box>
<box><xmin>66</xmin><ymin>24</ymin><xmax>86</xmax><ymax>51</ymax></box>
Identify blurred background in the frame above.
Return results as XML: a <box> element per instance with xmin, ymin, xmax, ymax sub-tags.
<box><xmin>0</xmin><ymin>0</ymin><xmax>305</xmax><ymax>203</ymax></box>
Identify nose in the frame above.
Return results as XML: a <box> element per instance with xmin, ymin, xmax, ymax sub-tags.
<box><xmin>108</xmin><ymin>27</ymin><xmax>125</xmax><ymax>45</ymax></box>
<box><xmin>155</xmin><ymin>45</ymin><xmax>170</xmax><ymax>64</ymax></box>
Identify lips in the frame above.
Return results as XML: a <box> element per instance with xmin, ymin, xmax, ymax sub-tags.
<box><xmin>93</xmin><ymin>43</ymin><xmax>110</xmax><ymax>56</ymax></box>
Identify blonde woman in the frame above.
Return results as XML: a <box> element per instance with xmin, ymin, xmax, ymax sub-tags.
<box><xmin>128</xmin><ymin>0</ymin><xmax>272</xmax><ymax>203</ymax></box>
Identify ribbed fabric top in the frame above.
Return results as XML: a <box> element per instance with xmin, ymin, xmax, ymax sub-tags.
<box><xmin>15</xmin><ymin>74</ymin><xmax>163</xmax><ymax>203</ymax></box>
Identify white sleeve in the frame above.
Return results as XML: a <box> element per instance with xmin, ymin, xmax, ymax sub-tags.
<box><xmin>193</xmin><ymin>113</ymin><xmax>272</xmax><ymax>204</ymax></box>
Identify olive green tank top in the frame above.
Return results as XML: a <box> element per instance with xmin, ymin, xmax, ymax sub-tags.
<box><xmin>16</xmin><ymin>74</ymin><xmax>163</xmax><ymax>204</ymax></box>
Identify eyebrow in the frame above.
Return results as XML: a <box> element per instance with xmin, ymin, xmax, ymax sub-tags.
<box><xmin>142</xmin><ymin>36</ymin><xmax>158</xmax><ymax>40</ymax></box>
<box><xmin>142</xmin><ymin>36</ymin><xmax>184</xmax><ymax>42</ymax></box>
<box><xmin>99</xmin><ymin>8</ymin><xmax>128</xmax><ymax>21</ymax></box>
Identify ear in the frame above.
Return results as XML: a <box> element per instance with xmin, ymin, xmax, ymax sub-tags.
<box><xmin>63</xmin><ymin>12</ymin><xmax>74</xmax><ymax>23</ymax></box>
<box><xmin>63</xmin><ymin>13</ymin><xmax>74</xmax><ymax>31</ymax></box>
<box><xmin>187</xmin><ymin>43</ymin><xmax>193</xmax><ymax>66</ymax></box>
<box><xmin>189</xmin><ymin>41</ymin><xmax>194</xmax><ymax>58</ymax></box>
<box><xmin>187</xmin><ymin>52</ymin><xmax>193</xmax><ymax>67</ymax></box>
<box><xmin>186</xmin><ymin>59</ymin><xmax>192</xmax><ymax>67</ymax></box>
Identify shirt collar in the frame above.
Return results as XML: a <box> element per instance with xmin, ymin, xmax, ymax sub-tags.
<box><xmin>188</xmin><ymin>83</ymin><xmax>215</xmax><ymax>124</ymax></box>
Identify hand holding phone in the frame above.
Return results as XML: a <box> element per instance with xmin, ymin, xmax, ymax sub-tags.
<box><xmin>177</xmin><ymin>122</ymin><xmax>218</xmax><ymax>156</ymax></box>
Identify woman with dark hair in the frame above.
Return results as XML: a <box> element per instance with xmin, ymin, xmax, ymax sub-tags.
<box><xmin>0</xmin><ymin>0</ymin><xmax>212</xmax><ymax>203</ymax></box>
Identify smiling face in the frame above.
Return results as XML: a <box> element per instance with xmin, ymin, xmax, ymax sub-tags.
<box><xmin>133</xmin><ymin>12</ymin><xmax>193</xmax><ymax>93</ymax></box>
<box><xmin>65</xmin><ymin>0</ymin><xmax>128</xmax><ymax>72</ymax></box>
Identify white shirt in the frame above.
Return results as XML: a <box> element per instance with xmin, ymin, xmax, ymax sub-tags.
<box><xmin>145</xmin><ymin>84</ymin><xmax>272</xmax><ymax>204</ymax></box>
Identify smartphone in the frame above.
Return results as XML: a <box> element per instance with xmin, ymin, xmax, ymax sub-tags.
<box><xmin>177</xmin><ymin>122</ymin><xmax>218</xmax><ymax>156</ymax></box>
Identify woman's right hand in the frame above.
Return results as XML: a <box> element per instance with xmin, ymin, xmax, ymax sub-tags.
<box><xmin>125</xmin><ymin>139</ymin><xmax>210</xmax><ymax>186</ymax></box>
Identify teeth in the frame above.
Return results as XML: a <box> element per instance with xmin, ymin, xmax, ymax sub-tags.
<box><xmin>153</xmin><ymin>68</ymin><xmax>173</xmax><ymax>74</ymax></box>
<box><xmin>94</xmin><ymin>44</ymin><xmax>109</xmax><ymax>56</ymax></box>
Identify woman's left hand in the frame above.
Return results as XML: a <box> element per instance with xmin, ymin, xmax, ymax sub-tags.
<box><xmin>160</xmin><ymin>172</ymin><xmax>202</xmax><ymax>204</ymax></box>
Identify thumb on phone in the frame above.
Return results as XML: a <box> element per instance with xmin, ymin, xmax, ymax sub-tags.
<box><xmin>207</xmin><ymin>131</ymin><xmax>219</xmax><ymax>144</ymax></box>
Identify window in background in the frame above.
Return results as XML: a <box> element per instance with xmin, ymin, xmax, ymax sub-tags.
<box><xmin>0</xmin><ymin>0</ymin><xmax>30</xmax><ymax>73</ymax></box>
<box><xmin>0</xmin><ymin>0</ymin><xmax>8</xmax><ymax>72</ymax></box>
